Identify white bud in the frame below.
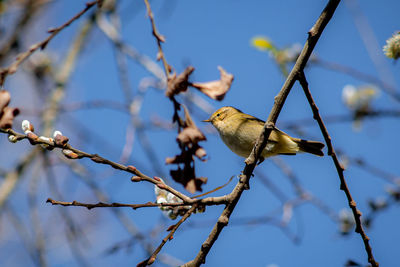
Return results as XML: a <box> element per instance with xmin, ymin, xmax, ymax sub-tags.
<box><xmin>22</xmin><ymin>120</ymin><xmax>32</xmax><ymax>133</ymax></box>
<box><xmin>8</xmin><ymin>135</ymin><xmax>17</xmax><ymax>143</ymax></box>
<box><xmin>53</xmin><ymin>130</ymin><xmax>63</xmax><ymax>138</ymax></box>
<box><xmin>156</xmin><ymin>196</ymin><xmax>167</xmax><ymax>204</ymax></box>
<box><xmin>167</xmin><ymin>192</ymin><xmax>183</xmax><ymax>204</ymax></box>
<box><xmin>342</xmin><ymin>85</ymin><xmax>356</xmax><ymax>108</ymax></box>
<box><xmin>154</xmin><ymin>177</ymin><xmax>166</xmax><ymax>196</ymax></box>
<box><xmin>156</xmin><ymin>197</ymin><xmax>169</xmax><ymax>211</ymax></box>
<box><xmin>62</xmin><ymin>149</ymin><xmax>79</xmax><ymax>159</ymax></box>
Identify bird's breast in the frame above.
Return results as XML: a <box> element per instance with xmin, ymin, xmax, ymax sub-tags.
<box><xmin>217</xmin><ymin>120</ymin><xmax>263</xmax><ymax>158</ymax></box>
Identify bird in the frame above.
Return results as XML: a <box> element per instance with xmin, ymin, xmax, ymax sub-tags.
<box><xmin>203</xmin><ymin>106</ymin><xmax>324</xmax><ymax>163</ymax></box>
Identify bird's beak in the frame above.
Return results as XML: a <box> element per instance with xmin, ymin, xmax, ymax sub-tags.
<box><xmin>202</xmin><ymin>119</ymin><xmax>211</xmax><ymax>122</ymax></box>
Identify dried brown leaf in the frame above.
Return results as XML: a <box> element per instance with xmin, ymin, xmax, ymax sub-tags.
<box><xmin>0</xmin><ymin>90</ymin><xmax>11</xmax><ymax>111</ymax></box>
<box><xmin>184</xmin><ymin>177</ymin><xmax>208</xmax><ymax>194</ymax></box>
<box><xmin>177</xmin><ymin>105</ymin><xmax>206</xmax><ymax>145</ymax></box>
<box><xmin>194</xmin><ymin>146</ymin><xmax>207</xmax><ymax>160</ymax></box>
<box><xmin>166</xmin><ymin>105</ymin><xmax>207</xmax><ymax>193</ymax></box>
<box><xmin>165</xmin><ymin>66</ymin><xmax>195</xmax><ymax>97</ymax></box>
<box><xmin>191</xmin><ymin>66</ymin><xmax>233</xmax><ymax>101</ymax></box>
<box><xmin>182</xmin><ymin>104</ymin><xmax>195</xmax><ymax>127</ymax></box>
<box><xmin>165</xmin><ymin>154</ymin><xmax>185</xmax><ymax>164</ymax></box>
<box><xmin>0</xmin><ymin>107</ymin><xmax>19</xmax><ymax>129</ymax></box>
<box><xmin>166</xmin><ymin>144</ymin><xmax>206</xmax><ymax>164</ymax></box>
<box><xmin>170</xmin><ymin>166</ymin><xmax>207</xmax><ymax>193</ymax></box>
<box><xmin>177</xmin><ymin>127</ymin><xmax>206</xmax><ymax>145</ymax></box>
<box><xmin>184</xmin><ymin>179</ymin><xmax>197</xmax><ymax>194</ymax></box>
<box><xmin>0</xmin><ymin>90</ymin><xmax>19</xmax><ymax>129</ymax></box>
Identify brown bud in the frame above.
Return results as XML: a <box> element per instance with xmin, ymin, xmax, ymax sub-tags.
<box><xmin>131</xmin><ymin>176</ymin><xmax>142</xmax><ymax>182</ymax></box>
<box><xmin>62</xmin><ymin>149</ymin><xmax>79</xmax><ymax>159</ymax></box>
<box><xmin>127</xmin><ymin>165</ymin><xmax>137</xmax><ymax>172</ymax></box>
<box><xmin>26</xmin><ymin>132</ymin><xmax>39</xmax><ymax>143</ymax></box>
<box><xmin>54</xmin><ymin>134</ymin><xmax>69</xmax><ymax>147</ymax></box>
<box><xmin>157</xmin><ymin>183</ymin><xmax>168</xmax><ymax>190</ymax></box>
<box><xmin>167</xmin><ymin>224</ymin><xmax>176</xmax><ymax>231</ymax></box>
<box><xmin>91</xmin><ymin>155</ymin><xmax>103</xmax><ymax>163</ymax></box>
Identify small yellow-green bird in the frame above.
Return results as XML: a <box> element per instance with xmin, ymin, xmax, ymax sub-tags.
<box><xmin>203</xmin><ymin>106</ymin><xmax>324</xmax><ymax>162</ymax></box>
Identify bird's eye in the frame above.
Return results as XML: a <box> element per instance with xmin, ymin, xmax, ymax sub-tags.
<box><xmin>216</xmin><ymin>113</ymin><xmax>220</xmax><ymax>117</ymax></box>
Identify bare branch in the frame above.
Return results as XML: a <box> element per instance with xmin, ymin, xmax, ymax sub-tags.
<box><xmin>137</xmin><ymin>205</ymin><xmax>197</xmax><ymax>266</ymax></box>
<box><xmin>0</xmin><ymin>0</ymin><xmax>101</xmax><ymax>86</ymax></box>
<box><xmin>297</xmin><ymin>71</ymin><xmax>378</xmax><ymax>267</ymax></box>
<box><xmin>46</xmin><ymin>198</ymin><xmax>194</xmax><ymax>210</ymax></box>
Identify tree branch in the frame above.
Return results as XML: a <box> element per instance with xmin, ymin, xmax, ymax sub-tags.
<box><xmin>184</xmin><ymin>1</ymin><xmax>342</xmax><ymax>266</ymax></box>
<box><xmin>297</xmin><ymin>70</ymin><xmax>378</xmax><ymax>267</ymax></box>
<box><xmin>0</xmin><ymin>0</ymin><xmax>101</xmax><ymax>86</ymax></box>
<box><xmin>137</xmin><ymin>205</ymin><xmax>197</xmax><ymax>266</ymax></box>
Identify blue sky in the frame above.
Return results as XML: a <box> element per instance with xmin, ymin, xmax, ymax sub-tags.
<box><xmin>1</xmin><ymin>0</ymin><xmax>400</xmax><ymax>266</ymax></box>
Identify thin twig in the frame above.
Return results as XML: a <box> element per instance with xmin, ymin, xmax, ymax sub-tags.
<box><xmin>1</xmin><ymin>127</ymin><xmax>191</xmax><ymax>202</ymax></box>
<box><xmin>4</xmin><ymin>203</ymin><xmax>44</xmax><ymax>266</ymax></box>
<box><xmin>270</xmin><ymin>157</ymin><xmax>340</xmax><ymax>223</ymax></box>
<box><xmin>96</xmin><ymin>12</ymin><xmax>166</xmax><ymax>81</ymax></box>
<box><xmin>280</xmin><ymin>109</ymin><xmax>400</xmax><ymax>130</ymax></box>
<box><xmin>42</xmin><ymin>152</ymin><xmax>90</xmax><ymax>266</ymax></box>
<box><xmin>0</xmin><ymin>148</ymin><xmax>40</xmax><ymax>208</ymax></box>
<box><xmin>0</xmin><ymin>0</ymin><xmax>101</xmax><ymax>86</ymax></box>
<box><xmin>46</xmin><ymin>198</ymin><xmax>195</xmax><ymax>210</ymax></box>
<box><xmin>143</xmin><ymin>0</ymin><xmax>170</xmax><ymax>77</ymax></box>
<box><xmin>350</xmin><ymin>156</ymin><xmax>400</xmax><ymax>185</ymax></box>
<box><xmin>313</xmin><ymin>58</ymin><xmax>400</xmax><ymax>102</ymax></box>
<box><xmin>344</xmin><ymin>0</ymin><xmax>396</xmax><ymax>96</ymax></box>
<box><xmin>298</xmin><ymin>71</ymin><xmax>378</xmax><ymax>267</ymax></box>
<box><xmin>0</xmin><ymin>128</ymin><xmax>229</xmax><ymax>207</ymax></box>
<box><xmin>60</xmin><ymin>156</ymin><xmax>182</xmax><ymax>267</ymax></box>
<box><xmin>27</xmin><ymin>158</ymin><xmax>48</xmax><ymax>267</ymax></box>
<box><xmin>0</xmin><ymin>0</ymin><xmax>42</xmax><ymax>62</ymax></box>
<box><xmin>137</xmin><ymin>205</ymin><xmax>197</xmax><ymax>266</ymax></box>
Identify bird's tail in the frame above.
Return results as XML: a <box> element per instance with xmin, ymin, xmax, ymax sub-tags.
<box><xmin>293</xmin><ymin>138</ymin><xmax>325</xmax><ymax>156</ymax></box>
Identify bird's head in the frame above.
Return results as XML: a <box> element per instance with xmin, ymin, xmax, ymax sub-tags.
<box><xmin>203</xmin><ymin>106</ymin><xmax>242</xmax><ymax>130</ymax></box>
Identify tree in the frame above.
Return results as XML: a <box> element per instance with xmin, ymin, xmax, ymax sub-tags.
<box><xmin>0</xmin><ymin>0</ymin><xmax>399</xmax><ymax>266</ymax></box>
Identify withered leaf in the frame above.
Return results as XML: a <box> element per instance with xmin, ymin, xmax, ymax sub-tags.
<box><xmin>166</xmin><ymin>144</ymin><xmax>206</xmax><ymax>165</ymax></box>
<box><xmin>166</xmin><ymin>105</ymin><xmax>207</xmax><ymax>193</ymax></box>
<box><xmin>185</xmin><ymin>177</ymin><xmax>208</xmax><ymax>194</ymax></box>
<box><xmin>0</xmin><ymin>107</ymin><xmax>19</xmax><ymax>129</ymax></box>
<box><xmin>191</xmin><ymin>66</ymin><xmax>233</xmax><ymax>101</ymax></box>
<box><xmin>0</xmin><ymin>90</ymin><xmax>11</xmax><ymax>111</ymax></box>
<box><xmin>177</xmin><ymin>127</ymin><xmax>206</xmax><ymax>145</ymax></box>
<box><xmin>165</xmin><ymin>153</ymin><xmax>186</xmax><ymax>165</ymax></box>
<box><xmin>176</xmin><ymin>105</ymin><xmax>206</xmax><ymax>145</ymax></box>
<box><xmin>170</xmin><ymin>166</ymin><xmax>207</xmax><ymax>193</ymax></box>
<box><xmin>0</xmin><ymin>90</ymin><xmax>19</xmax><ymax>129</ymax></box>
<box><xmin>165</xmin><ymin>66</ymin><xmax>195</xmax><ymax>97</ymax></box>
<box><xmin>194</xmin><ymin>145</ymin><xmax>207</xmax><ymax>160</ymax></box>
